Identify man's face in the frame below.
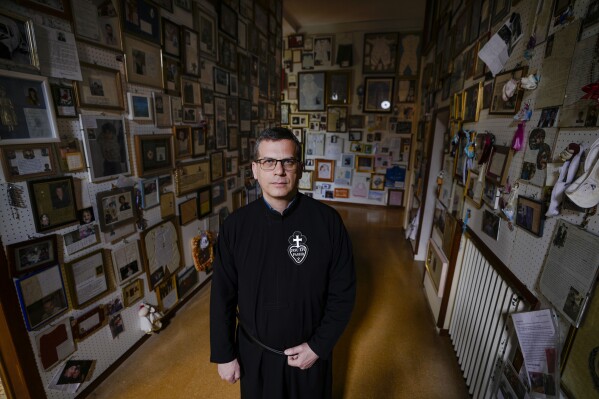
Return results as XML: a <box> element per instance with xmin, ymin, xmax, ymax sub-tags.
<box><xmin>252</xmin><ymin>139</ymin><xmax>302</xmax><ymax>206</ymax></box>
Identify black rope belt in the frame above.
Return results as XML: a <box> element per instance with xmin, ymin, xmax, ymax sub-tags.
<box><xmin>237</xmin><ymin>318</ymin><xmax>286</xmax><ymax>356</ymax></box>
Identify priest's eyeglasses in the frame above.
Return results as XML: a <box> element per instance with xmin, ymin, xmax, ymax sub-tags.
<box><xmin>255</xmin><ymin>158</ymin><xmax>300</xmax><ymax>171</ymax></box>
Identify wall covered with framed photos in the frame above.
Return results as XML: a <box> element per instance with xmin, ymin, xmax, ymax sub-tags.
<box><xmin>0</xmin><ymin>0</ymin><xmax>280</xmax><ymax>396</ymax></box>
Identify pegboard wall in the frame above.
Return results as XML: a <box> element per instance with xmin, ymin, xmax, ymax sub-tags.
<box><xmin>426</xmin><ymin>0</ymin><xmax>599</xmax><ymax>336</ymax></box>
<box><xmin>0</xmin><ymin>0</ymin><xmax>280</xmax><ymax>397</ymax></box>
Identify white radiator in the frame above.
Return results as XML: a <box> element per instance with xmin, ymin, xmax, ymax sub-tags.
<box><xmin>448</xmin><ymin>236</ymin><xmax>534</xmax><ymax>398</ymax></box>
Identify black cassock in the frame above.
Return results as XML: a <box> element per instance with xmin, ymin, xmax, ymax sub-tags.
<box><xmin>210</xmin><ymin>193</ymin><xmax>356</xmax><ymax>398</ymax></box>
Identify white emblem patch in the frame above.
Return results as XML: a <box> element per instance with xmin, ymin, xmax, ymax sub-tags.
<box><xmin>288</xmin><ymin>231</ymin><xmax>308</xmax><ymax>265</ymax></box>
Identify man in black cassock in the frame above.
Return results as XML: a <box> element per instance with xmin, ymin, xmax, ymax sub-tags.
<box><xmin>210</xmin><ymin>127</ymin><xmax>356</xmax><ymax>398</ymax></box>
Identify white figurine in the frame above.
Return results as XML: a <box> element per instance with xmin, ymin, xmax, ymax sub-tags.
<box><xmin>138</xmin><ymin>302</ymin><xmax>163</xmax><ymax>334</ymax></box>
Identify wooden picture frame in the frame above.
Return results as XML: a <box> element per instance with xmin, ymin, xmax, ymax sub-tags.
<box><xmin>182</xmin><ymin>26</ymin><xmax>200</xmax><ymax>76</ymax></box>
<box><xmin>7</xmin><ymin>235</ymin><xmax>58</xmax><ymax>278</ymax></box>
<box><xmin>80</xmin><ymin>114</ymin><xmax>129</xmax><ymax>182</ymax></box>
<box><xmin>463</xmin><ymin>82</ymin><xmax>483</xmax><ymax>123</ymax></box>
<box><xmin>290</xmin><ymin>114</ymin><xmax>309</xmax><ymax>128</ymax></box>
<box><xmin>363</xmin><ymin>77</ymin><xmax>394</xmax><ymax>113</ymax></box>
<box><xmin>51</xmin><ymin>84</ymin><xmax>77</xmax><ymax>118</ymax></box>
<box><xmin>425</xmin><ymin>239</ymin><xmax>449</xmax><ymax>298</ymax></box>
<box><xmin>111</xmin><ymin>240</ymin><xmax>143</xmax><ymax>286</ymax></box>
<box><xmin>0</xmin><ymin>70</ymin><xmax>59</xmax><ymax>145</ymax></box>
<box><xmin>124</xmin><ymin>35</ymin><xmax>163</xmax><ymax>89</ymax></box>
<box><xmin>315</xmin><ymin>159</ymin><xmax>335</xmax><ymax>182</ymax></box>
<box><xmin>1</xmin><ymin>144</ymin><xmax>57</xmax><ymax>182</ymax></box>
<box><xmin>196</xmin><ymin>185</ymin><xmax>212</xmax><ymax>218</ymax></box>
<box><xmin>174</xmin><ymin>159</ymin><xmax>210</xmax><ymax>196</ymax></box>
<box><xmin>356</xmin><ymin>155</ymin><xmax>375</xmax><ymax>173</ymax></box>
<box><xmin>122</xmin><ymin>278</ymin><xmax>144</xmax><ymax>307</ymax></box>
<box><xmin>157</xmin><ymin>274</ymin><xmax>178</xmax><ymax>314</ymax></box>
<box><xmin>465</xmin><ymin>170</ymin><xmax>483</xmax><ymax>208</ymax></box>
<box><xmin>140</xmin><ymin>218</ymin><xmax>182</xmax><ymax>291</ymax></box>
<box><xmin>121</xmin><ymin>0</ymin><xmax>160</xmax><ymax>44</ymax></box>
<box><xmin>153</xmin><ymin>92</ymin><xmax>172</xmax><ymax>127</ymax></box>
<box><xmin>482</xmin><ymin>178</ymin><xmax>500</xmax><ymax>209</ymax></box>
<box><xmin>179</xmin><ymin>197</ymin><xmax>197</xmax><ymax>225</ymax></box>
<box><xmin>140</xmin><ymin>177</ymin><xmax>160</xmax><ymax>209</ymax></box>
<box><xmin>162</xmin><ymin>17</ymin><xmax>181</xmax><ymax>59</ymax></box>
<box><xmin>163</xmin><ymin>56</ymin><xmax>182</xmax><ymax>95</ymax></box>
<box><xmin>489</xmin><ymin>67</ymin><xmax>528</xmax><ymax>115</ymax></box>
<box><xmin>173</xmin><ymin>126</ymin><xmax>192</xmax><ymax>160</ymax></box>
<box><xmin>298</xmin><ymin>72</ymin><xmax>326</xmax><ymax>111</ymax></box>
<box><xmin>28</xmin><ymin>176</ymin><xmax>78</xmax><ymax>233</ymax></box>
<box><xmin>160</xmin><ymin>192</ymin><xmax>176</xmax><ymax>219</ymax></box>
<box><xmin>370</xmin><ymin>173</ymin><xmax>386</xmax><ymax>190</ymax></box>
<box><xmin>71</xmin><ymin>0</ymin><xmax>122</xmax><ymax>52</ymax></box>
<box><xmin>0</xmin><ymin>10</ymin><xmax>39</xmax><ymax>72</ymax></box>
<box><xmin>191</xmin><ymin>126</ymin><xmax>207</xmax><ymax>157</ymax></box>
<box><xmin>71</xmin><ymin>306</ymin><xmax>106</xmax><ymax>341</ymax></box>
<box><xmin>75</xmin><ymin>63</ymin><xmax>125</xmax><ymax>111</ymax></box>
<box><xmin>486</xmin><ymin>145</ymin><xmax>513</xmax><ymax>186</ymax></box>
<box><xmin>214</xmin><ymin>66</ymin><xmax>230</xmax><ymax>95</ymax></box>
<box><xmin>326</xmin><ymin>106</ymin><xmax>348</xmax><ymax>132</ymax></box>
<box><xmin>96</xmin><ymin>187</ymin><xmax>137</xmax><ymax>233</ymax></box>
<box><xmin>313</xmin><ymin>35</ymin><xmax>334</xmax><ymax>67</ymax></box>
<box><xmin>516</xmin><ymin>196</ymin><xmax>545</xmax><ymax>237</ymax></box>
<box><xmin>387</xmin><ymin>189</ymin><xmax>404</xmax><ymax>207</ymax></box>
<box><xmin>197</xmin><ymin>8</ymin><xmax>217</xmax><ymax>58</ymax></box>
<box><xmin>210</xmin><ymin>151</ymin><xmax>225</xmax><ymax>181</ymax></box>
<box><xmin>363</xmin><ymin>32</ymin><xmax>398</xmax><ymax>74</ymax></box>
<box><xmin>64</xmin><ymin>249</ymin><xmax>110</xmax><ymax>309</ymax></box>
<box><xmin>326</xmin><ymin>70</ymin><xmax>352</xmax><ymax>105</ymax></box>
<box><xmin>134</xmin><ymin>134</ymin><xmax>175</xmax><ymax>177</ymax></box>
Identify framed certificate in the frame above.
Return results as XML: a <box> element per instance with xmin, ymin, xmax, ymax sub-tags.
<box><xmin>140</xmin><ymin>218</ymin><xmax>182</xmax><ymax>291</ymax></box>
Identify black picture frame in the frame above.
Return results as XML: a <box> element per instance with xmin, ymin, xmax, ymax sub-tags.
<box><xmin>516</xmin><ymin>196</ymin><xmax>545</xmax><ymax>237</ymax></box>
<box><xmin>218</xmin><ymin>2</ymin><xmax>238</xmax><ymax>40</ymax></box>
<box><xmin>363</xmin><ymin>32</ymin><xmax>399</xmax><ymax>74</ymax></box>
<box><xmin>298</xmin><ymin>72</ymin><xmax>326</xmax><ymax>111</ymax></box>
<box><xmin>196</xmin><ymin>185</ymin><xmax>212</xmax><ymax>218</ymax></box>
<box><xmin>7</xmin><ymin>235</ymin><xmax>59</xmax><ymax>278</ymax></box>
<box><xmin>28</xmin><ymin>176</ymin><xmax>78</xmax><ymax>233</ymax></box>
<box><xmin>162</xmin><ymin>17</ymin><xmax>181</xmax><ymax>59</ymax></box>
<box><xmin>122</xmin><ymin>0</ymin><xmax>161</xmax><ymax>45</ymax></box>
<box><xmin>363</xmin><ymin>77</ymin><xmax>394</xmax><ymax>113</ymax></box>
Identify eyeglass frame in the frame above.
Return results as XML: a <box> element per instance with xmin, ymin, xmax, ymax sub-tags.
<box><xmin>253</xmin><ymin>157</ymin><xmax>303</xmax><ymax>171</ymax></box>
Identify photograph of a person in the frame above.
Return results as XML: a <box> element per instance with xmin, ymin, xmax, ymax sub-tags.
<box><xmin>81</xmin><ymin>117</ymin><xmax>129</xmax><ymax>182</ymax></box>
<box><xmin>57</xmin><ymin>360</ymin><xmax>93</xmax><ymax>385</ymax></box>
<box><xmin>482</xmin><ymin>209</ymin><xmax>500</xmax><ymax>240</ymax></box>
<box><xmin>50</xmin><ymin>182</ymin><xmax>71</xmax><ymax>209</ymax></box>
<box><xmin>109</xmin><ymin>313</ymin><xmax>125</xmax><ymax>338</ymax></box>
<box><xmin>78</xmin><ymin>207</ymin><xmax>95</xmax><ymax>225</ymax></box>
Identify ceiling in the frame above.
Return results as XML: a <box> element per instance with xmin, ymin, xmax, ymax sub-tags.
<box><xmin>282</xmin><ymin>0</ymin><xmax>427</xmax><ymax>35</ymax></box>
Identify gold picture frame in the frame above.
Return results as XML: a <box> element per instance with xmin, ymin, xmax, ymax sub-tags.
<box><xmin>124</xmin><ymin>35</ymin><xmax>164</xmax><ymax>89</ymax></box>
<box><xmin>174</xmin><ymin>159</ymin><xmax>210</xmax><ymax>196</ymax></box>
<box><xmin>425</xmin><ymin>239</ymin><xmax>449</xmax><ymax>298</ymax></box>
<box><xmin>1</xmin><ymin>144</ymin><xmax>57</xmax><ymax>182</ymax></box>
<box><xmin>140</xmin><ymin>217</ymin><xmax>182</xmax><ymax>290</ymax></box>
<box><xmin>75</xmin><ymin>63</ymin><xmax>125</xmax><ymax>111</ymax></box>
<box><xmin>122</xmin><ymin>278</ymin><xmax>144</xmax><ymax>307</ymax></box>
<box><xmin>64</xmin><ymin>249</ymin><xmax>111</xmax><ymax>309</ymax></box>
<box><xmin>134</xmin><ymin>134</ymin><xmax>175</xmax><ymax>178</ymax></box>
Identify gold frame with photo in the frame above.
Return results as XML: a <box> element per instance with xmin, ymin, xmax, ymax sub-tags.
<box><xmin>489</xmin><ymin>67</ymin><xmax>528</xmax><ymax>115</ymax></box>
<box><xmin>111</xmin><ymin>240</ymin><xmax>143</xmax><ymax>286</ymax></box>
<box><xmin>174</xmin><ymin>159</ymin><xmax>210</xmax><ymax>196</ymax></box>
<box><xmin>71</xmin><ymin>0</ymin><xmax>123</xmax><ymax>52</ymax></box>
<box><xmin>64</xmin><ymin>249</ymin><xmax>111</xmax><ymax>309</ymax></box>
<box><xmin>210</xmin><ymin>151</ymin><xmax>225</xmax><ymax>181</ymax></box>
<box><xmin>355</xmin><ymin>155</ymin><xmax>375</xmax><ymax>173</ymax></box>
<box><xmin>315</xmin><ymin>159</ymin><xmax>335</xmax><ymax>182</ymax></box>
<box><xmin>124</xmin><ymin>35</ymin><xmax>164</xmax><ymax>89</ymax></box>
<box><xmin>6</xmin><ymin>235</ymin><xmax>59</xmax><ymax>278</ymax></box>
<box><xmin>96</xmin><ymin>187</ymin><xmax>137</xmax><ymax>232</ymax></box>
<box><xmin>160</xmin><ymin>192</ymin><xmax>176</xmax><ymax>219</ymax></box>
<box><xmin>122</xmin><ymin>278</ymin><xmax>144</xmax><ymax>307</ymax></box>
<box><xmin>140</xmin><ymin>217</ymin><xmax>182</xmax><ymax>291</ymax></box>
<box><xmin>134</xmin><ymin>134</ymin><xmax>175</xmax><ymax>177</ymax></box>
<box><xmin>363</xmin><ymin>77</ymin><xmax>394</xmax><ymax>113</ymax></box>
<box><xmin>28</xmin><ymin>176</ymin><xmax>78</xmax><ymax>233</ymax></box>
<box><xmin>463</xmin><ymin>81</ymin><xmax>483</xmax><ymax>123</ymax></box>
<box><xmin>370</xmin><ymin>173</ymin><xmax>386</xmax><ymax>190</ymax></box>
<box><xmin>178</xmin><ymin>197</ymin><xmax>198</xmax><ymax>226</ymax></box>
<box><xmin>0</xmin><ymin>10</ymin><xmax>39</xmax><ymax>72</ymax></box>
<box><xmin>75</xmin><ymin>63</ymin><xmax>125</xmax><ymax>111</ymax></box>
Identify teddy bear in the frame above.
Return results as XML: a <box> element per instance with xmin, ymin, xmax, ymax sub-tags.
<box><xmin>138</xmin><ymin>302</ymin><xmax>163</xmax><ymax>334</ymax></box>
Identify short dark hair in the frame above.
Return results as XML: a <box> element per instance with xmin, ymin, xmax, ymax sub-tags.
<box><xmin>253</xmin><ymin>127</ymin><xmax>301</xmax><ymax>160</ymax></box>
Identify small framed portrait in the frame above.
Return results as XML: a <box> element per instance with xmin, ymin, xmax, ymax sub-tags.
<box><xmin>287</xmin><ymin>34</ymin><xmax>304</xmax><ymax>48</ymax></box>
<box><xmin>51</xmin><ymin>84</ymin><xmax>77</xmax><ymax>117</ymax></box>
<box><xmin>1</xmin><ymin>144</ymin><xmax>57</xmax><ymax>182</ymax></box>
<box><xmin>122</xmin><ymin>278</ymin><xmax>144</xmax><ymax>307</ymax></box>
<box><xmin>192</xmin><ymin>126</ymin><xmax>207</xmax><ymax>157</ymax></box>
<box><xmin>486</xmin><ymin>145</ymin><xmax>513</xmax><ymax>186</ymax></box>
<box><xmin>78</xmin><ymin>207</ymin><xmax>96</xmax><ymax>225</ymax></box>
<box><xmin>163</xmin><ymin>56</ymin><xmax>182</xmax><ymax>95</ymax></box>
<box><xmin>363</xmin><ymin>32</ymin><xmax>398</xmax><ymax>74</ymax></box>
<box><xmin>64</xmin><ymin>249</ymin><xmax>110</xmax><ymax>309</ymax></box>
<box><xmin>176</xmin><ymin>266</ymin><xmax>199</xmax><ymax>299</ymax></box>
<box><xmin>298</xmin><ymin>72</ymin><xmax>326</xmax><ymax>111</ymax></box>
<box><xmin>134</xmin><ymin>134</ymin><xmax>175</xmax><ymax>177</ymax></box>
<box><xmin>326</xmin><ymin>106</ymin><xmax>348</xmax><ymax>132</ymax></box>
<box><xmin>290</xmin><ymin>113</ymin><xmax>309</xmax><ymax>128</ymax></box>
<box><xmin>315</xmin><ymin>159</ymin><xmax>335</xmax><ymax>182</ymax></box>
<box><xmin>370</xmin><ymin>173</ymin><xmax>386</xmax><ymax>190</ymax></box>
<box><xmin>121</xmin><ymin>0</ymin><xmax>160</xmax><ymax>44</ymax></box>
<box><xmin>0</xmin><ymin>70</ymin><xmax>59</xmax><ymax>145</ymax></box>
<box><xmin>387</xmin><ymin>189</ymin><xmax>404</xmax><ymax>207</ymax></box>
<box><xmin>140</xmin><ymin>218</ymin><xmax>182</xmax><ymax>291</ymax></box>
<box><xmin>75</xmin><ymin>63</ymin><xmax>125</xmax><ymax>111</ymax></box>
<box><xmin>6</xmin><ymin>235</ymin><xmax>59</xmax><ymax>278</ymax></box>
<box><xmin>157</xmin><ymin>275</ymin><xmax>178</xmax><ymax>314</ymax></box>
<box><xmin>173</xmin><ymin>126</ymin><xmax>192</xmax><ymax>161</ymax></box>
<box><xmin>153</xmin><ymin>92</ymin><xmax>172</xmax><ymax>127</ymax></box>
<box><xmin>182</xmin><ymin>76</ymin><xmax>202</xmax><ymax>105</ymax></box>
<box><xmin>80</xmin><ymin>114</ymin><xmax>129</xmax><ymax>182</ymax></box>
<box><xmin>96</xmin><ymin>187</ymin><xmax>137</xmax><ymax>233</ymax></box>
<box><xmin>0</xmin><ymin>10</ymin><xmax>39</xmax><ymax>72</ymax></box>
<box><xmin>178</xmin><ymin>197</ymin><xmax>197</xmax><ymax>226</ymax></box>
<box><xmin>111</xmin><ymin>240</ymin><xmax>143</xmax><ymax>286</ymax></box>
<box><xmin>53</xmin><ymin>137</ymin><xmax>86</xmax><ymax>173</ymax></box>
<box><xmin>463</xmin><ymin>81</ymin><xmax>483</xmax><ymax>123</ymax></box>
<box><xmin>489</xmin><ymin>67</ymin><xmax>528</xmax><ymax>115</ymax></box>
<box><xmin>465</xmin><ymin>170</ymin><xmax>483</xmax><ymax>208</ymax></box>
<box><xmin>197</xmin><ymin>9</ymin><xmax>217</xmax><ymax>58</ymax></box>
<box><xmin>140</xmin><ymin>177</ymin><xmax>160</xmax><ymax>209</ymax></box>
<box><xmin>212</xmin><ymin>180</ymin><xmax>227</xmax><ymax>206</ymax></box>
<box><xmin>482</xmin><ymin>209</ymin><xmax>500</xmax><ymax>240</ymax></box>
<box><xmin>364</xmin><ymin>77</ymin><xmax>394</xmax><ymax>113</ymax></box>
<box><xmin>356</xmin><ymin>155</ymin><xmax>374</xmax><ymax>173</ymax></box>
<box><xmin>14</xmin><ymin>265</ymin><xmax>68</xmax><ymax>331</ymax></box>
<box><xmin>124</xmin><ymin>35</ymin><xmax>163</xmax><ymax>89</ymax></box>
<box><xmin>313</xmin><ymin>36</ymin><xmax>334</xmax><ymax>67</ymax></box>
<box><xmin>71</xmin><ymin>0</ymin><xmax>123</xmax><ymax>52</ymax></box>
<box><xmin>28</xmin><ymin>176</ymin><xmax>78</xmax><ymax>233</ymax></box>
<box><xmin>182</xmin><ymin>26</ymin><xmax>200</xmax><ymax>76</ymax></box>
<box><xmin>210</xmin><ymin>151</ymin><xmax>225</xmax><ymax>181</ymax></box>
<box><xmin>326</xmin><ymin>70</ymin><xmax>352</xmax><ymax>105</ymax></box>
<box><xmin>161</xmin><ymin>17</ymin><xmax>181</xmax><ymax>59</ymax></box>
<box><xmin>127</xmin><ymin>92</ymin><xmax>153</xmax><ymax>121</ymax></box>
<box><xmin>516</xmin><ymin>196</ymin><xmax>545</xmax><ymax>237</ymax></box>
<box><xmin>213</xmin><ymin>66</ymin><xmax>230</xmax><ymax>94</ymax></box>
<box><xmin>197</xmin><ymin>185</ymin><xmax>212</xmax><ymax>218</ymax></box>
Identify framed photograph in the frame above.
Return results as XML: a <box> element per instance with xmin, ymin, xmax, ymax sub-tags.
<box><xmin>14</xmin><ymin>265</ymin><xmax>67</xmax><ymax>331</ymax></box>
<box><xmin>134</xmin><ymin>134</ymin><xmax>175</xmax><ymax>177</ymax></box>
<box><xmin>173</xmin><ymin>126</ymin><xmax>192</xmax><ymax>160</ymax></box>
<box><xmin>489</xmin><ymin>67</ymin><xmax>528</xmax><ymax>115</ymax></box>
<box><xmin>140</xmin><ymin>178</ymin><xmax>159</xmax><ymax>209</ymax></box>
<box><xmin>370</xmin><ymin>173</ymin><xmax>386</xmax><ymax>190</ymax></box>
<box><xmin>313</xmin><ymin>35</ymin><xmax>333</xmax><ymax>67</ymax></box>
<box><xmin>482</xmin><ymin>178</ymin><xmax>500</xmax><ymax>209</ymax></box>
<box><xmin>171</xmin><ymin>96</ymin><xmax>183</xmax><ymax>122</ymax></box>
<box><xmin>181</xmin><ymin>77</ymin><xmax>201</xmax><ymax>106</ymax></box>
<box><xmin>80</xmin><ymin>114</ymin><xmax>129</xmax><ymax>182</ymax></box>
<box><xmin>287</xmin><ymin>34</ymin><xmax>304</xmax><ymax>48</ymax></box>
<box><xmin>465</xmin><ymin>170</ymin><xmax>483</xmax><ymax>208</ymax></box>
<box><xmin>482</xmin><ymin>209</ymin><xmax>500</xmax><ymax>240</ymax></box>
<box><xmin>190</xmin><ymin>126</ymin><xmax>206</xmax><ymax>157</ymax></box>
<box><xmin>157</xmin><ymin>275</ymin><xmax>178</xmax><ymax>313</ymax></box>
<box><xmin>160</xmin><ymin>191</ymin><xmax>176</xmax><ymax>218</ymax></box>
<box><xmin>96</xmin><ymin>187</ymin><xmax>136</xmax><ymax>232</ymax></box>
<box><xmin>0</xmin><ymin>70</ymin><xmax>59</xmax><ymax>145</ymax></box>
<box><xmin>1</xmin><ymin>144</ymin><xmax>57</xmax><ymax>182</ymax></box>
<box><xmin>64</xmin><ymin>249</ymin><xmax>110</xmax><ymax>309</ymax></box>
<box><xmin>122</xmin><ymin>278</ymin><xmax>144</xmax><ymax>307</ymax></box>
<box><xmin>363</xmin><ymin>77</ymin><xmax>394</xmax><ymax>113</ymax></box>
<box><xmin>197</xmin><ymin>185</ymin><xmax>212</xmax><ymax>218</ymax></box>
<box><xmin>71</xmin><ymin>306</ymin><xmax>106</xmax><ymax>341</ymax></box>
<box><xmin>463</xmin><ymin>82</ymin><xmax>483</xmax><ymax>123</ymax></box>
<box><xmin>214</xmin><ymin>67</ymin><xmax>230</xmax><ymax>94</ymax></box>
<box><xmin>212</xmin><ymin>180</ymin><xmax>226</xmax><ymax>206</ymax></box>
<box><xmin>182</xmin><ymin>27</ymin><xmax>200</xmax><ymax>76</ymax></box>
<box><xmin>176</xmin><ymin>266</ymin><xmax>199</xmax><ymax>298</ymax></box>
<box><xmin>486</xmin><ymin>145</ymin><xmax>513</xmax><ymax>185</ymax></box>
<box><xmin>71</xmin><ymin>0</ymin><xmax>122</xmax><ymax>51</ymax></box>
<box><xmin>387</xmin><ymin>189</ymin><xmax>404</xmax><ymax>207</ymax></box>
<box><xmin>121</xmin><ymin>0</ymin><xmax>160</xmax><ymax>44</ymax></box>
<box><xmin>356</xmin><ymin>155</ymin><xmax>374</xmax><ymax>173</ymax></box>
<box><xmin>326</xmin><ymin>71</ymin><xmax>351</xmax><ymax>105</ymax></box>
<box><xmin>162</xmin><ymin>18</ymin><xmax>181</xmax><ymax>59</ymax></box>
<box><xmin>210</xmin><ymin>151</ymin><xmax>224</xmax><ymax>181</ymax></box>
<box><xmin>163</xmin><ymin>57</ymin><xmax>181</xmax><ymax>95</ymax></box>
<box><xmin>197</xmin><ymin>9</ymin><xmax>217</xmax><ymax>58</ymax></box>
<box><xmin>28</xmin><ymin>176</ymin><xmax>78</xmax><ymax>233</ymax></box>
<box><xmin>298</xmin><ymin>170</ymin><xmax>313</xmax><ymax>190</ymax></box>
<box><xmin>174</xmin><ymin>159</ymin><xmax>210</xmax><ymax>196</ymax></box>
<box><xmin>140</xmin><ymin>218</ymin><xmax>182</xmax><ymax>290</ymax></box>
<box><xmin>0</xmin><ymin>10</ymin><xmax>38</xmax><ymax>72</ymax></box>
<box><xmin>425</xmin><ymin>239</ymin><xmax>449</xmax><ymax>298</ymax></box>
<box><xmin>7</xmin><ymin>235</ymin><xmax>58</xmax><ymax>278</ymax></box>
<box><xmin>218</xmin><ymin>2</ymin><xmax>238</xmax><ymax>40</ymax></box>
<box><xmin>50</xmin><ymin>84</ymin><xmax>77</xmax><ymax>118</ymax></box>
<box><xmin>125</xmin><ymin>35</ymin><xmax>163</xmax><ymax>88</ymax></box>
<box><xmin>315</xmin><ymin>159</ymin><xmax>334</xmax><ymax>182</ymax></box>
<box><xmin>326</xmin><ymin>106</ymin><xmax>348</xmax><ymax>132</ymax></box>
<box><xmin>75</xmin><ymin>63</ymin><xmax>124</xmax><ymax>111</ymax></box>
<box><xmin>127</xmin><ymin>92</ymin><xmax>153</xmax><ymax>121</ymax></box>
<box><xmin>152</xmin><ymin>92</ymin><xmax>172</xmax><ymax>127</ymax></box>
<box><xmin>290</xmin><ymin>114</ymin><xmax>309</xmax><ymax>128</ymax></box>
<box><xmin>298</xmin><ymin>72</ymin><xmax>326</xmax><ymax>111</ymax></box>
<box><xmin>111</xmin><ymin>240</ymin><xmax>142</xmax><ymax>286</ymax></box>
<box><xmin>516</xmin><ymin>196</ymin><xmax>545</xmax><ymax>237</ymax></box>
<box><xmin>348</xmin><ymin>131</ymin><xmax>363</xmax><ymax>142</ymax></box>
<box><xmin>363</xmin><ymin>32</ymin><xmax>398</xmax><ymax>74</ymax></box>
<box><xmin>178</xmin><ymin>197</ymin><xmax>197</xmax><ymax>226</ymax></box>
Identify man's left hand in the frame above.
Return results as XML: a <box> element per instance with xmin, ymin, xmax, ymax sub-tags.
<box><xmin>284</xmin><ymin>343</ymin><xmax>318</xmax><ymax>370</ymax></box>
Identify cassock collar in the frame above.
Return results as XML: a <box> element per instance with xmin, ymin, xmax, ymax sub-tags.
<box><xmin>262</xmin><ymin>193</ymin><xmax>301</xmax><ymax>217</ymax></box>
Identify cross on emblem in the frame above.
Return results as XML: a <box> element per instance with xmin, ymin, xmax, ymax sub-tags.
<box><xmin>287</xmin><ymin>231</ymin><xmax>308</xmax><ymax>265</ymax></box>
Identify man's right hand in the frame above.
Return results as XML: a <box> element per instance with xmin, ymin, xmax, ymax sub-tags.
<box><xmin>218</xmin><ymin>359</ymin><xmax>240</xmax><ymax>383</ymax></box>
